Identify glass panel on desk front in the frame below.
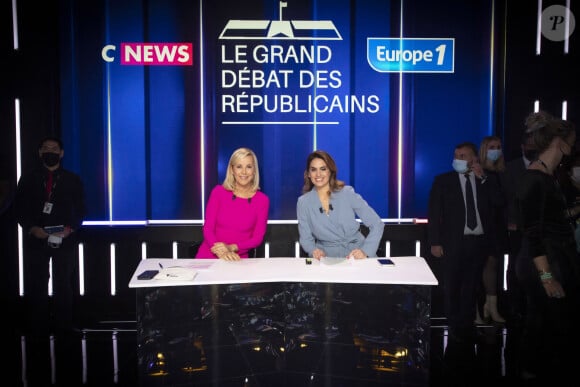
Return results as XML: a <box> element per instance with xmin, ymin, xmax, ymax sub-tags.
<box><xmin>136</xmin><ymin>283</ymin><xmax>431</xmax><ymax>386</ymax></box>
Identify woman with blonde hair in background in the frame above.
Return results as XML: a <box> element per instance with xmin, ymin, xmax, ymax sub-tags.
<box><xmin>475</xmin><ymin>136</ymin><xmax>507</xmax><ymax>323</ymax></box>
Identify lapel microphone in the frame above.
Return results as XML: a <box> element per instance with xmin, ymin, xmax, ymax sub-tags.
<box><xmin>232</xmin><ymin>194</ymin><xmax>252</xmax><ymax>204</ymax></box>
<box><xmin>319</xmin><ymin>204</ymin><xmax>334</xmax><ymax>213</ymax></box>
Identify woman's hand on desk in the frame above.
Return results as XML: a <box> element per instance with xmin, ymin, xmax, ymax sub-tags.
<box><xmin>219</xmin><ymin>251</ymin><xmax>241</xmax><ymax>261</ymax></box>
<box><xmin>312</xmin><ymin>248</ymin><xmax>326</xmax><ymax>260</ymax></box>
<box><xmin>211</xmin><ymin>242</ymin><xmax>241</xmax><ymax>261</ymax></box>
<box><xmin>211</xmin><ymin>242</ymin><xmax>234</xmax><ymax>257</ymax></box>
<box><xmin>211</xmin><ymin>242</ymin><xmax>227</xmax><ymax>256</ymax></box>
<box><xmin>347</xmin><ymin>248</ymin><xmax>367</xmax><ymax>259</ymax></box>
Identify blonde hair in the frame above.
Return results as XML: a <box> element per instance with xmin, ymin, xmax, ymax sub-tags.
<box><xmin>478</xmin><ymin>135</ymin><xmax>505</xmax><ymax>172</ymax></box>
<box><xmin>222</xmin><ymin>147</ymin><xmax>261</xmax><ymax>191</ymax></box>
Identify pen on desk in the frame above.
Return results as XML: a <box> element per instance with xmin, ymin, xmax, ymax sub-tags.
<box><xmin>159</xmin><ymin>262</ymin><xmax>163</xmax><ymax>269</ymax></box>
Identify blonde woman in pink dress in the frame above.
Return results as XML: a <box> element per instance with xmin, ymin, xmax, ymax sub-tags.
<box><xmin>195</xmin><ymin>148</ymin><xmax>269</xmax><ymax>260</ymax></box>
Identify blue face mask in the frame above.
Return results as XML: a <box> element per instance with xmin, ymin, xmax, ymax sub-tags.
<box><xmin>487</xmin><ymin>149</ymin><xmax>502</xmax><ymax>162</ymax></box>
<box><xmin>452</xmin><ymin>159</ymin><xmax>469</xmax><ymax>173</ymax></box>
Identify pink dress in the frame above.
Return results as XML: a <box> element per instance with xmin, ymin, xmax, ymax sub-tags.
<box><xmin>195</xmin><ymin>185</ymin><xmax>269</xmax><ymax>258</ymax></box>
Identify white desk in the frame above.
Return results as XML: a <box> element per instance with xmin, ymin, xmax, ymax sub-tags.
<box><xmin>128</xmin><ymin>256</ymin><xmax>438</xmax><ymax>288</ymax></box>
<box><xmin>131</xmin><ymin>257</ymin><xmax>437</xmax><ymax>386</ymax></box>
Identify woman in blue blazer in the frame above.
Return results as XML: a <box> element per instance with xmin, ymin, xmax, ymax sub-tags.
<box><xmin>297</xmin><ymin>150</ymin><xmax>384</xmax><ymax>259</ymax></box>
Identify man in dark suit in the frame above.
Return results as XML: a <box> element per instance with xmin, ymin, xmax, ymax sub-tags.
<box><xmin>428</xmin><ymin>142</ymin><xmax>499</xmax><ymax>342</ymax></box>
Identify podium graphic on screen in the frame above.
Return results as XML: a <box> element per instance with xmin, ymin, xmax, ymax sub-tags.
<box><xmin>219</xmin><ymin>1</ymin><xmax>342</xmax><ymax>40</ymax></box>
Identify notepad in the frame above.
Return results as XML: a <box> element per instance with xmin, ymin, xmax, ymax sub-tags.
<box><xmin>154</xmin><ymin>267</ymin><xmax>198</xmax><ymax>281</ymax></box>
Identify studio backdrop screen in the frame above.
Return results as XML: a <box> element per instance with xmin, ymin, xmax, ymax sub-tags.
<box><xmin>58</xmin><ymin>0</ymin><xmax>495</xmax><ymax>222</ymax></box>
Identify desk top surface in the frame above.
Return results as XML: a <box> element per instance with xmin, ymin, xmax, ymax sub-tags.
<box><xmin>128</xmin><ymin>257</ymin><xmax>438</xmax><ymax>288</ymax></box>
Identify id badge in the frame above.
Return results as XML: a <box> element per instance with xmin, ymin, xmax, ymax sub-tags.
<box><xmin>43</xmin><ymin>202</ymin><xmax>53</xmax><ymax>214</ymax></box>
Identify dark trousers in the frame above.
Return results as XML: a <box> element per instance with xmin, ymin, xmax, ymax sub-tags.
<box><xmin>506</xmin><ymin>230</ymin><xmax>526</xmax><ymax>319</ymax></box>
<box><xmin>22</xmin><ymin>237</ymin><xmax>78</xmax><ymax>333</ymax></box>
<box><xmin>443</xmin><ymin>235</ymin><xmax>487</xmax><ymax>337</ymax></box>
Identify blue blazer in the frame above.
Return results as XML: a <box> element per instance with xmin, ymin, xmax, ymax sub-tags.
<box><xmin>297</xmin><ymin>185</ymin><xmax>384</xmax><ymax>257</ymax></box>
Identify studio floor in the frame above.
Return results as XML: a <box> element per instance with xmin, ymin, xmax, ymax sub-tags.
<box><xmin>7</xmin><ymin>316</ymin><xmax>547</xmax><ymax>387</ymax></box>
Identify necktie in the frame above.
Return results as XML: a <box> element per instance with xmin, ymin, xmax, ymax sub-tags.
<box><xmin>46</xmin><ymin>171</ymin><xmax>53</xmax><ymax>201</ymax></box>
<box><xmin>464</xmin><ymin>173</ymin><xmax>477</xmax><ymax>230</ymax></box>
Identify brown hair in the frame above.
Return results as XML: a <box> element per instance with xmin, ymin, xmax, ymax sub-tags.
<box><xmin>302</xmin><ymin>150</ymin><xmax>345</xmax><ymax>194</ymax></box>
<box><xmin>529</xmin><ymin>118</ymin><xmax>576</xmax><ymax>154</ymax></box>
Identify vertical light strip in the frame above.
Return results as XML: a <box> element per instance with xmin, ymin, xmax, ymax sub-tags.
<box><xmin>50</xmin><ymin>336</ymin><xmax>56</xmax><ymax>384</ymax></box>
<box><xmin>312</xmin><ymin>119</ymin><xmax>318</xmax><ymax>151</ymax></box>
<box><xmin>82</xmin><ymin>336</ymin><xmax>88</xmax><ymax>383</ymax></box>
<box><xmin>386</xmin><ymin>240</ymin><xmax>391</xmax><ymax>257</ymax></box>
<box><xmin>11</xmin><ymin>0</ymin><xmax>19</xmax><ymax>49</ymax></box>
<box><xmin>17</xmin><ymin>226</ymin><xmax>23</xmax><ymax>296</ymax></box>
<box><xmin>415</xmin><ymin>240</ymin><xmax>421</xmax><ymax>257</ymax></box>
<box><xmin>265</xmin><ymin>242</ymin><xmax>270</xmax><ymax>258</ymax></box>
<box><xmin>78</xmin><ymin>243</ymin><xmax>85</xmax><ymax>295</ymax></box>
<box><xmin>564</xmin><ymin>0</ymin><xmax>570</xmax><ymax>53</ymax></box>
<box><xmin>199</xmin><ymin>0</ymin><xmax>206</xmax><ymax>219</ymax></box>
<box><xmin>535</xmin><ymin>0</ymin><xmax>543</xmax><ymax>55</ymax></box>
<box><xmin>110</xmin><ymin>243</ymin><xmax>116</xmax><ymax>296</ymax></box>
<box><xmin>397</xmin><ymin>0</ymin><xmax>405</xmax><ymax>219</ymax></box>
<box><xmin>295</xmin><ymin>241</ymin><xmax>300</xmax><ymax>258</ymax></box>
<box><xmin>562</xmin><ymin>100</ymin><xmax>567</xmax><ymax>120</ymax></box>
<box><xmin>141</xmin><ymin>242</ymin><xmax>147</xmax><ymax>259</ymax></box>
<box><xmin>488</xmin><ymin>1</ymin><xmax>496</xmax><ymax>135</ymax></box>
<box><xmin>15</xmin><ymin>99</ymin><xmax>22</xmax><ymax>182</ymax></box>
<box><xmin>503</xmin><ymin>253</ymin><xmax>509</xmax><ymax>291</ymax></box>
<box><xmin>172</xmin><ymin>241</ymin><xmax>178</xmax><ymax>258</ymax></box>
<box><xmin>15</xmin><ymin>99</ymin><xmax>25</xmax><ymax>296</ymax></box>
<box><xmin>48</xmin><ymin>257</ymin><xmax>53</xmax><ymax>295</ymax></box>
<box><xmin>112</xmin><ymin>332</ymin><xmax>119</xmax><ymax>384</ymax></box>
<box><xmin>103</xmin><ymin>0</ymin><xmax>114</xmax><ymax>221</ymax></box>
<box><xmin>501</xmin><ymin>327</ymin><xmax>507</xmax><ymax>376</ymax></box>
<box><xmin>20</xmin><ymin>337</ymin><xmax>27</xmax><ymax>381</ymax></box>
<box><xmin>534</xmin><ymin>100</ymin><xmax>540</xmax><ymax>113</ymax></box>
<box><xmin>106</xmin><ymin>74</ymin><xmax>114</xmax><ymax>221</ymax></box>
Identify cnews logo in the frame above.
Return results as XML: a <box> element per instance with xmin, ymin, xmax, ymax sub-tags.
<box><xmin>101</xmin><ymin>43</ymin><xmax>193</xmax><ymax>65</ymax></box>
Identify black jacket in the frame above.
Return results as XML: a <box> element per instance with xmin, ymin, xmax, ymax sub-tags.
<box><xmin>428</xmin><ymin>170</ymin><xmax>501</xmax><ymax>257</ymax></box>
<box><xmin>15</xmin><ymin>166</ymin><xmax>86</xmax><ymax>237</ymax></box>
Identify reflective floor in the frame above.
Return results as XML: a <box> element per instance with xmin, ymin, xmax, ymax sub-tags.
<box><xmin>7</xmin><ymin>318</ymin><xmax>539</xmax><ymax>387</ymax></box>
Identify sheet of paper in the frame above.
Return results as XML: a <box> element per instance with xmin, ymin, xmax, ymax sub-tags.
<box><xmin>154</xmin><ymin>267</ymin><xmax>198</xmax><ymax>280</ymax></box>
<box><xmin>320</xmin><ymin>257</ymin><xmax>353</xmax><ymax>266</ymax></box>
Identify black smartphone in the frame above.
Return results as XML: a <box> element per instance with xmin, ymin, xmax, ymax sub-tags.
<box><xmin>377</xmin><ymin>258</ymin><xmax>395</xmax><ymax>266</ymax></box>
<box><xmin>137</xmin><ymin>270</ymin><xmax>159</xmax><ymax>280</ymax></box>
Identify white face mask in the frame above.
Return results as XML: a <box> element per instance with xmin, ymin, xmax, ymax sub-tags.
<box><xmin>452</xmin><ymin>159</ymin><xmax>469</xmax><ymax>173</ymax></box>
<box><xmin>487</xmin><ymin>149</ymin><xmax>502</xmax><ymax>162</ymax></box>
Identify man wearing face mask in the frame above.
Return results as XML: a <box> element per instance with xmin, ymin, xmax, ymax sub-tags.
<box><xmin>428</xmin><ymin>142</ymin><xmax>501</xmax><ymax>344</ymax></box>
<box><xmin>14</xmin><ymin>136</ymin><xmax>86</xmax><ymax>335</ymax></box>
